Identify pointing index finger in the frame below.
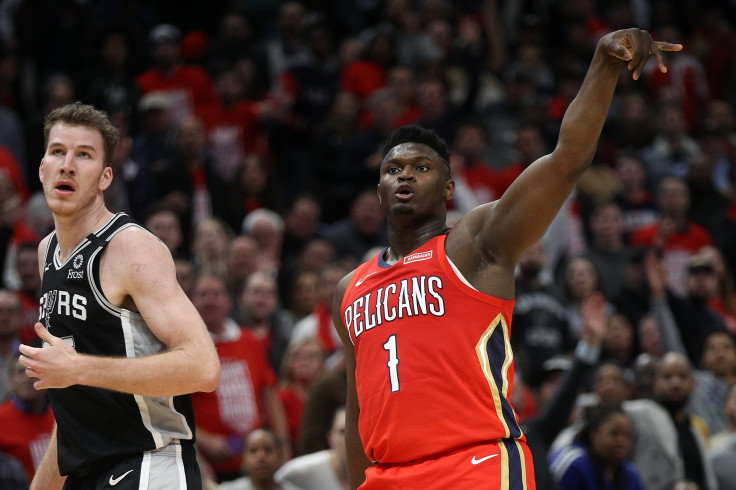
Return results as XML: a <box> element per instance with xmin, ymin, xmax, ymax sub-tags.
<box><xmin>654</xmin><ymin>42</ymin><xmax>683</xmax><ymax>52</ymax></box>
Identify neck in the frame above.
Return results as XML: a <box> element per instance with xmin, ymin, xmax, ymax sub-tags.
<box><xmin>385</xmin><ymin>218</ymin><xmax>447</xmax><ymax>264</ymax></box>
<box><xmin>53</xmin><ymin>203</ymin><xmax>114</xmax><ymax>261</ymax></box>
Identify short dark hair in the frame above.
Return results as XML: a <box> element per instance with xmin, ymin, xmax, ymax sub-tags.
<box><xmin>44</xmin><ymin>102</ymin><xmax>118</xmax><ymax>166</ymax></box>
<box><xmin>381</xmin><ymin>125</ymin><xmax>451</xmax><ymax>166</ymax></box>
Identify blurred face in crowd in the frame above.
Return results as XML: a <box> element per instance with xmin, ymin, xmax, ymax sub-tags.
<box><xmin>16</xmin><ymin>245</ymin><xmax>41</xmax><ymax>292</ymax></box>
<box><xmin>515</xmin><ymin>126</ymin><xmax>547</xmax><ymax>164</ymax></box>
<box><xmin>191</xmin><ymin>275</ymin><xmax>231</xmax><ymax>332</ymax></box>
<box><xmin>454</xmin><ymin>125</ymin><xmax>487</xmax><ymax>163</ymax></box>
<box><xmin>590</xmin><ymin>411</ymin><xmax>633</xmax><ymax>466</ymax></box>
<box><xmin>0</xmin><ymin>290</ymin><xmax>22</xmax><ymax>339</ymax></box>
<box><xmin>605</xmin><ymin>314</ymin><xmax>634</xmax><ymax>361</ymax></box>
<box><xmin>193</xmin><ymin>219</ymin><xmax>230</xmax><ymax>262</ymax></box>
<box><xmin>350</xmin><ymin>192</ymin><xmax>385</xmax><ymax>236</ymax></box>
<box><xmin>589</xmin><ymin>203</ymin><xmax>624</xmax><ymax>248</ymax></box>
<box><xmin>685</xmin><ymin>264</ymin><xmax>719</xmax><ymax>303</ymax></box>
<box><xmin>242</xmin><ymin>429</ymin><xmax>281</xmax><ymax>484</ymax></box>
<box><xmin>286</xmin><ymin>197</ymin><xmax>321</xmax><ymax>240</ymax></box>
<box><xmin>657</xmin><ymin>177</ymin><xmax>689</xmax><ymax>219</ymax></box>
<box><xmin>564</xmin><ymin>257</ymin><xmax>598</xmax><ymax>301</ymax></box>
<box><xmin>145</xmin><ymin>209</ymin><xmax>182</xmax><ymax>254</ymax></box>
<box><xmin>653</xmin><ymin>353</ymin><xmax>694</xmax><ymax>411</ymax></box>
<box><xmin>240</xmin><ymin>271</ymin><xmax>278</xmax><ymax>322</ymax></box>
<box><xmin>593</xmin><ymin>363</ymin><xmax>630</xmax><ymax>404</ymax></box>
<box><xmin>298</xmin><ymin>239</ymin><xmax>334</xmax><ymax>273</ymax></box>
<box><xmin>700</xmin><ymin>331</ymin><xmax>736</xmax><ymax>380</ymax></box>
<box><xmin>285</xmin><ymin>338</ymin><xmax>325</xmax><ymax>384</ymax></box>
<box><xmin>290</xmin><ymin>271</ymin><xmax>319</xmax><ymax>316</ymax></box>
<box><xmin>616</xmin><ymin>155</ymin><xmax>646</xmax><ymax>192</ymax></box>
<box><xmin>228</xmin><ymin>235</ymin><xmax>259</xmax><ymax>281</ymax></box>
<box><xmin>517</xmin><ymin>241</ymin><xmax>546</xmax><ymax>279</ymax></box>
<box><xmin>176</xmin><ymin>117</ymin><xmax>207</xmax><ymax>159</ymax></box>
<box><xmin>10</xmin><ymin>355</ymin><xmax>45</xmax><ymax>405</ymax></box>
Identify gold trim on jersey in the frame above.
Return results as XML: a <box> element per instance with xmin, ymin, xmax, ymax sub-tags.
<box><xmin>515</xmin><ymin>439</ymin><xmax>529</xmax><ymax>489</ymax></box>
<box><xmin>499</xmin><ymin>438</ymin><xmax>510</xmax><ymax>490</ymax></box>
<box><xmin>475</xmin><ymin>313</ymin><xmax>513</xmax><ymax>438</ymax></box>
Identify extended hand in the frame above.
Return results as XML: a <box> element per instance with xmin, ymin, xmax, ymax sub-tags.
<box><xmin>600</xmin><ymin>28</ymin><xmax>682</xmax><ymax>80</ymax></box>
<box><xmin>18</xmin><ymin>323</ymin><xmax>79</xmax><ymax>390</ymax></box>
<box><xmin>580</xmin><ymin>291</ymin><xmax>607</xmax><ymax>346</ymax></box>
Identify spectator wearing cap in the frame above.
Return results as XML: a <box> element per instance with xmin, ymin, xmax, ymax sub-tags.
<box><xmin>645</xmin><ymin>249</ymin><xmax>729</xmax><ymax>371</ymax></box>
<box><xmin>135</xmin><ymin>23</ymin><xmax>218</xmax><ymax>125</ymax></box>
<box><xmin>129</xmin><ymin>89</ymin><xmax>178</xmax><ymax>218</ymax></box>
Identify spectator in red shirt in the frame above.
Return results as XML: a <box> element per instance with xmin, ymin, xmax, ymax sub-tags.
<box><xmin>135</xmin><ymin>24</ymin><xmax>218</xmax><ymax>125</ymax></box>
<box><xmin>630</xmin><ymin>176</ymin><xmax>712</xmax><ymax>297</ymax></box>
<box><xmin>276</xmin><ymin>337</ymin><xmax>326</xmax><ymax>454</ymax></box>
<box><xmin>0</xmin><ymin>352</ymin><xmax>55</xmax><ymax>482</ymax></box>
<box><xmin>190</xmin><ymin>274</ymin><xmax>289</xmax><ymax>482</ymax></box>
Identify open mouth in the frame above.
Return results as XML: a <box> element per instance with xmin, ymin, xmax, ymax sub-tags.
<box><xmin>396</xmin><ymin>186</ymin><xmax>414</xmax><ymax>200</ymax></box>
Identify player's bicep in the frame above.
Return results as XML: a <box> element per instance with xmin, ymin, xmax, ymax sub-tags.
<box><xmin>115</xmin><ymin>233</ymin><xmax>206</xmax><ymax>349</ymax></box>
<box><xmin>484</xmin><ymin>153</ymin><xmax>581</xmax><ymax>259</ymax></box>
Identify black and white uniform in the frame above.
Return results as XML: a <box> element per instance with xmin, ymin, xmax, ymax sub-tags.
<box><xmin>39</xmin><ymin>213</ymin><xmax>200</xmax><ymax>489</ymax></box>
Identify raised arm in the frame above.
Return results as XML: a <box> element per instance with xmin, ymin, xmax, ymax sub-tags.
<box><xmin>449</xmin><ymin>29</ymin><xmax>681</xmax><ymax>275</ymax></box>
<box><xmin>332</xmin><ymin>272</ymin><xmax>374</xmax><ymax>489</ymax></box>
<box><xmin>644</xmin><ymin>251</ymin><xmax>687</xmax><ymax>355</ymax></box>
<box><xmin>20</xmin><ymin>227</ymin><xmax>220</xmax><ymax>397</ymax></box>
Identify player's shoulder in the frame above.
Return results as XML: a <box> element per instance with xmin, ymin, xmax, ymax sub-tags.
<box><xmin>106</xmin><ymin>224</ymin><xmax>171</xmax><ymax>264</ymax></box>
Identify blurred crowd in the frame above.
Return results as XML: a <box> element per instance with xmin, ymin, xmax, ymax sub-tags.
<box><xmin>0</xmin><ymin>0</ymin><xmax>735</xmax><ymax>489</ymax></box>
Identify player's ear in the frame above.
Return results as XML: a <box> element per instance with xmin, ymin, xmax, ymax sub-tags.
<box><xmin>377</xmin><ymin>184</ymin><xmax>383</xmax><ymax>207</ymax></box>
<box><xmin>444</xmin><ymin>179</ymin><xmax>455</xmax><ymax>201</ymax></box>
<box><xmin>99</xmin><ymin>166</ymin><xmax>113</xmax><ymax>191</ymax></box>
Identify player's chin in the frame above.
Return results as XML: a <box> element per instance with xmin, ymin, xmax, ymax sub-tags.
<box><xmin>391</xmin><ymin>202</ymin><xmax>415</xmax><ymax>215</ymax></box>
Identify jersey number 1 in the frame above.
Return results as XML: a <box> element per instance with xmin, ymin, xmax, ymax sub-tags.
<box><xmin>383</xmin><ymin>334</ymin><xmax>400</xmax><ymax>392</ymax></box>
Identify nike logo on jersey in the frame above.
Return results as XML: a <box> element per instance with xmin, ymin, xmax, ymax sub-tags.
<box><xmin>471</xmin><ymin>454</ymin><xmax>499</xmax><ymax>465</ymax></box>
<box><xmin>355</xmin><ymin>271</ymin><xmax>379</xmax><ymax>287</ymax></box>
<box><xmin>109</xmin><ymin>469</ymin><xmax>134</xmax><ymax>486</ymax></box>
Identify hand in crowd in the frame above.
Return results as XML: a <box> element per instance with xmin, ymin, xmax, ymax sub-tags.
<box><xmin>195</xmin><ymin>428</ymin><xmax>240</xmax><ymax>463</ymax></box>
<box><xmin>644</xmin><ymin>249</ymin><xmax>668</xmax><ymax>299</ymax></box>
<box><xmin>580</xmin><ymin>291</ymin><xmax>607</xmax><ymax>347</ymax></box>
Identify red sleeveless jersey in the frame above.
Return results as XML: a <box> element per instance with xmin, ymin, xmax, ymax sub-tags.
<box><xmin>341</xmin><ymin>234</ymin><xmax>524</xmax><ymax>464</ymax></box>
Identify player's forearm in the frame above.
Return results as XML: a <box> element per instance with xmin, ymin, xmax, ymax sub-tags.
<box><xmin>554</xmin><ymin>43</ymin><xmax>622</xmax><ymax>172</ymax></box>
<box><xmin>76</xmin><ymin>344</ymin><xmax>219</xmax><ymax>397</ymax></box>
<box><xmin>30</xmin><ymin>426</ymin><xmax>65</xmax><ymax>490</ymax></box>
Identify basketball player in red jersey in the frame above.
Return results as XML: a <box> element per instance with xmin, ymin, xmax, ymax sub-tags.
<box><xmin>333</xmin><ymin>29</ymin><xmax>682</xmax><ymax>489</ymax></box>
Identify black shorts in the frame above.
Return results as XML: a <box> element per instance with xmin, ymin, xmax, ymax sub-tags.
<box><xmin>63</xmin><ymin>441</ymin><xmax>202</xmax><ymax>490</ymax></box>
